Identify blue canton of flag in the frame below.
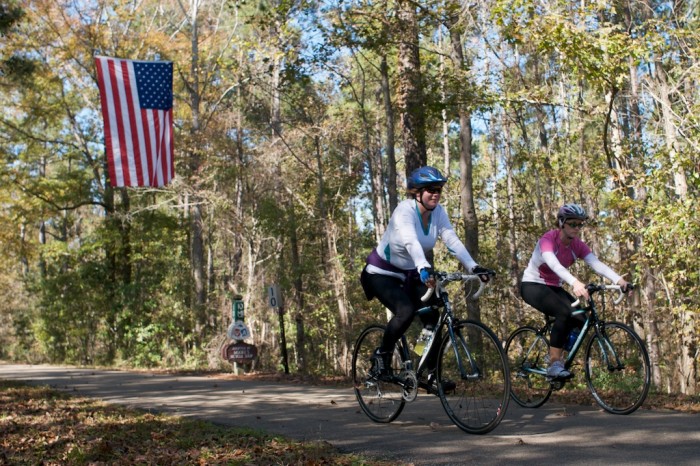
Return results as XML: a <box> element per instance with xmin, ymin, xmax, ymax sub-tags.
<box><xmin>133</xmin><ymin>62</ymin><xmax>173</xmax><ymax>110</ymax></box>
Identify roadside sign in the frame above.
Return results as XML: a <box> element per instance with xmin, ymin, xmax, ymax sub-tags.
<box><xmin>224</xmin><ymin>341</ymin><xmax>257</xmax><ymax>364</ymax></box>
<box><xmin>268</xmin><ymin>284</ymin><xmax>283</xmax><ymax>308</ymax></box>
<box><xmin>232</xmin><ymin>296</ymin><xmax>245</xmax><ymax>322</ymax></box>
<box><xmin>227</xmin><ymin>321</ymin><xmax>250</xmax><ymax>341</ymax></box>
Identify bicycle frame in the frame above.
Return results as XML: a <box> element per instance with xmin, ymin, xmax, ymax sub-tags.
<box><xmin>413</xmin><ymin>273</ymin><xmax>487</xmax><ymax>380</ymax></box>
<box><xmin>389</xmin><ymin>273</ymin><xmax>490</xmax><ymax>387</ymax></box>
<box><xmin>522</xmin><ymin>284</ymin><xmax>628</xmax><ymax>377</ymax></box>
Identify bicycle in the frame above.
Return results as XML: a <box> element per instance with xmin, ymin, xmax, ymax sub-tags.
<box><xmin>352</xmin><ymin>270</ymin><xmax>510</xmax><ymax>434</ymax></box>
<box><xmin>505</xmin><ymin>283</ymin><xmax>651</xmax><ymax>414</ymax></box>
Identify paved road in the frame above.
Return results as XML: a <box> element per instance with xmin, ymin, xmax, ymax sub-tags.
<box><xmin>1</xmin><ymin>363</ymin><xmax>697</xmax><ymax>465</ymax></box>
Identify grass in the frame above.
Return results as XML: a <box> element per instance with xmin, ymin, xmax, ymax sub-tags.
<box><xmin>0</xmin><ymin>380</ymin><xmax>397</xmax><ymax>466</ymax></box>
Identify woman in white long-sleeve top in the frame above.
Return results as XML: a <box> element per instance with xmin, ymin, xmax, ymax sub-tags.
<box><xmin>360</xmin><ymin>166</ymin><xmax>492</xmax><ymax>391</ymax></box>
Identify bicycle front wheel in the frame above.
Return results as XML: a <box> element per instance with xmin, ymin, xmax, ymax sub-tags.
<box><xmin>585</xmin><ymin>322</ymin><xmax>651</xmax><ymax>414</ymax></box>
<box><xmin>505</xmin><ymin>326</ymin><xmax>552</xmax><ymax>408</ymax></box>
<box><xmin>437</xmin><ymin>320</ymin><xmax>510</xmax><ymax>434</ymax></box>
<box><xmin>352</xmin><ymin>325</ymin><xmax>405</xmax><ymax>423</ymax></box>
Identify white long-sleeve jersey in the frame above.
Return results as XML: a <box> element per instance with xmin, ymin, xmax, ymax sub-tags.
<box><xmin>366</xmin><ymin>199</ymin><xmax>478</xmax><ymax>280</ymax></box>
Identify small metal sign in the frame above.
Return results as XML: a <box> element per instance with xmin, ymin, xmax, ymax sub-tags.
<box><xmin>227</xmin><ymin>321</ymin><xmax>250</xmax><ymax>341</ymax></box>
<box><xmin>224</xmin><ymin>341</ymin><xmax>257</xmax><ymax>364</ymax></box>
<box><xmin>268</xmin><ymin>284</ymin><xmax>283</xmax><ymax>308</ymax></box>
<box><xmin>232</xmin><ymin>296</ymin><xmax>245</xmax><ymax>322</ymax></box>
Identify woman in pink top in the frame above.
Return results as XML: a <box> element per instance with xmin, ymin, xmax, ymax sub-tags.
<box><xmin>520</xmin><ymin>203</ymin><xmax>631</xmax><ymax>378</ymax></box>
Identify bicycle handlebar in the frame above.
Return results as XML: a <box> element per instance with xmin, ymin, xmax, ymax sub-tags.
<box><xmin>420</xmin><ymin>271</ymin><xmax>495</xmax><ymax>302</ymax></box>
<box><xmin>571</xmin><ymin>283</ymin><xmax>635</xmax><ymax>308</ymax></box>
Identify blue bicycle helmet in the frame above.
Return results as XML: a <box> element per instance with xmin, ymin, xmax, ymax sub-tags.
<box><xmin>557</xmin><ymin>203</ymin><xmax>588</xmax><ymax>226</ymax></box>
<box><xmin>407</xmin><ymin>166</ymin><xmax>448</xmax><ymax>190</ymax></box>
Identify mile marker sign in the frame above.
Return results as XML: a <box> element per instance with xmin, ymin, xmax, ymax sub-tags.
<box><xmin>268</xmin><ymin>284</ymin><xmax>283</xmax><ymax>308</ymax></box>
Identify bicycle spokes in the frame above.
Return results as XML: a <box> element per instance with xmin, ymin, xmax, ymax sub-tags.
<box><xmin>438</xmin><ymin>321</ymin><xmax>510</xmax><ymax>434</ymax></box>
<box><xmin>352</xmin><ymin>325</ymin><xmax>406</xmax><ymax>423</ymax></box>
<box><xmin>585</xmin><ymin>322</ymin><xmax>650</xmax><ymax>415</ymax></box>
<box><xmin>505</xmin><ymin>326</ymin><xmax>553</xmax><ymax>408</ymax></box>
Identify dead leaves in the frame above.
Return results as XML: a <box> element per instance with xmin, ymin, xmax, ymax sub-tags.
<box><xmin>0</xmin><ymin>380</ymin><xmax>395</xmax><ymax>465</ymax></box>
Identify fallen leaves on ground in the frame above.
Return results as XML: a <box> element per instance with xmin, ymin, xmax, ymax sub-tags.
<box><xmin>0</xmin><ymin>380</ymin><xmax>396</xmax><ymax>466</ymax></box>
<box><xmin>547</xmin><ymin>386</ymin><xmax>700</xmax><ymax>413</ymax></box>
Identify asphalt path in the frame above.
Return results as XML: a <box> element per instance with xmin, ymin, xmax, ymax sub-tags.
<box><xmin>1</xmin><ymin>363</ymin><xmax>697</xmax><ymax>465</ymax></box>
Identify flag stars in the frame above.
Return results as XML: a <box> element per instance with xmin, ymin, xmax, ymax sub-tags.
<box><xmin>134</xmin><ymin>61</ymin><xmax>173</xmax><ymax>110</ymax></box>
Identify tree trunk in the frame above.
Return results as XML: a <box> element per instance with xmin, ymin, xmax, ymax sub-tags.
<box><xmin>502</xmin><ymin>116</ymin><xmax>523</xmax><ymax>327</ymax></box>
<box><xmin>380</xmin><ymin>55</ymin><xmax>398</xmax><ymax>212</ymax></box>
<box><xmin>617</xmin><ymin>11</ymin><xmax>663</xmax><ymax>388</ymax></box>
<box><xmin>314</xmin><ymin>136</ymin><xmax>350</xmax><ymax>373</ymax></box>
<box><xmin>654</xmin><ymin>63</ymin><xmax>688</xmax><ymax>198</ymax></box>
<box><xmin>288</xmin><ymin>201</ymin><xmax>306</xmax><ymax>373</ymax></box>
<box><xmin>653</xmin><ymin>63</ymin><xmax>694</xmax><ymax>393</ymax></box>
<box><xmin>445</xmin><ymin>14</ymin><xmax>480</xmax><ymax>321</ymax></box>
<box><xmin>397</xmin><ymin>0</ymin><xmax>426</xmax><ymax>174</ymax></box>
<box><xmin>368</xmin><ymin>140</ymin><xmax>387</xmax><ymax>241</ymax></box>
<box><xmin>187</xmin><ymin>0</ymin><xmax>207</xmax><ymax>326</ymax></box>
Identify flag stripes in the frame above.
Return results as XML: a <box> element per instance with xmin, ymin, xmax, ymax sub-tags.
<box><xmin>95</xmin><ymin>56</ymin><xmax>174</xmax><ymax>187</ymax></box>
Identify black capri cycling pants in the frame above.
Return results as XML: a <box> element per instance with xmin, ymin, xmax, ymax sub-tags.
<box><xmin>520</xmin><ymin>282</ymin><xmax>584</xmax><ymax>349</ymax></box>
<box><xmin>363</xmin><ymin>271</ymin><xmax>439</xmax><ymax>354</ymax></box>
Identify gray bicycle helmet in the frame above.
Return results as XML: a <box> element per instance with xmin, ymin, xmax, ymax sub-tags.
<box><xmin>557</xmin><ymin>203</ymin><xmax>588</xmax><ymax>226</ymax></box>
<box><xmin>407</xmin><ymin>166</ymin><xmax>448</xmax><ymax>190</ymax></box>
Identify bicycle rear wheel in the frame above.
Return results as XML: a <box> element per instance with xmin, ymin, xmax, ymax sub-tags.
<box><xmin>352</xmin><ymin>325</ymin><xmax>405</xmax><ymax>423</ymax></box>
<box><xmin>585</xmin><ymin>322</ymin><xmax>650</xmax><ymax>414</ymax></box>
<box><xmin>505</xmin><ymin>326</ymin><xmax>552</xmax><ymax>408</ymax></box>
<box><xmin>437</xmin><ymin>320</ymin><xmax>510</xmax><ymax>434</ymax></box>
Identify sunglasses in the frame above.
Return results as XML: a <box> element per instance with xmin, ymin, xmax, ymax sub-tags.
<box><xmin>424</xmin><ymin>187</ymin><xmax>443</xmax><ymax>194</ymax></box>
<box><xmin>565</xmin><ymin>222</ymin><xmax>585</xmax><ymax>229</ymax></box>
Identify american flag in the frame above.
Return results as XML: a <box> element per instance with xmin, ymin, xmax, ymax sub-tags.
<box><xmin>95</xmin><ymin>56</ymin><xmax>174</xmax><ymax>187</ymax></box>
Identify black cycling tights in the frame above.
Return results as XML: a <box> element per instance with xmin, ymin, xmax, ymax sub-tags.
<box><xmin>520</xmin><ymin>282</ymin><xmax>584</xmax><ymax>349</ymax></box>
<box><xmin>364</xmin><ymin>273</ymin><xmax>439</xmax><ymax>355</ymax></box>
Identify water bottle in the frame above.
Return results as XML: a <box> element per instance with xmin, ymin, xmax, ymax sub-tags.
<box><xmin>565</xmin><ymin>328</ymin><xmax>580</xmax><ymax>351</ymax></box>
<box><xmin>414</xmin><ymin>327</ymin><xmax>435</xmax><ymax>356</ymax></box>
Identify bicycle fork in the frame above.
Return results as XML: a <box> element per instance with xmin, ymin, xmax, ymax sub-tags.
<box><xmin>444</xmin><ymin>321</ymin><xmax>482</xmax><ymax>380</ymax></box>
<box><xmin>594</xmin><ymin>327</ymin><xmax>625</xmax><ymax>372</ymax></box>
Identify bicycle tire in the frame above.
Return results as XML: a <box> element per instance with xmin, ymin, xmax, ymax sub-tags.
<box><xmin>585</xmin><ymin>321</ymin><xmax>651</xmax><ymax>414</ymax></box>
<box><xmin>352</xmin><ymin>325</ymin><xmax>406</xmax><ymax>423</ymax></box>
<box><xmin>505</xmin><ymin>326</ymin><xmax>553</xmax><ymax>408</ymax></box>
<box><xmin>437</xmin><ymin>320</ymin><xmax>510</xmax><ymax>434</ymax></box>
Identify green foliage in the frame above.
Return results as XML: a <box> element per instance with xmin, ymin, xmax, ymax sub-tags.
<box><xmin>31</xmin><ymin>240</ymin><xmax>111</xmax><ymax>364</ymax></box>
<box><xmin>0</xmin><ymin>0</ymin><xmax>23</xmax><ymax>34</ymax></box>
